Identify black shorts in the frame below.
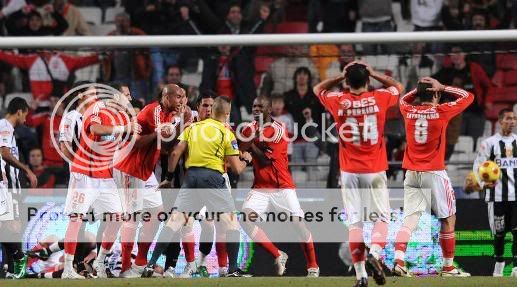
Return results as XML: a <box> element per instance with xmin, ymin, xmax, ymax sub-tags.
<box><xmin>173</xmin><ymin>167</ymin><xmax>235</xmax><ymax>215</ymax></box>
<box><xmin>487</xmin><ymin>201</ymin><xmax>517</xmax><ymax>234</ymax></box>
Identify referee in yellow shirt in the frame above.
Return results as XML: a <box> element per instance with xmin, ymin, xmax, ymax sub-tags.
<box><xmin>143</xmin><ymin>96</ymin><xmax>252</xmax><ymax>278</ymax></box>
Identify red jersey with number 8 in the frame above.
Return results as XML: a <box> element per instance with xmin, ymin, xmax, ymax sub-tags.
<box><xmin>317</xmin><ymin>87</ymin><xmax>400</xmax><ymax>173</ymax></box>
<box><xmin>400</xmin><ymin>86</ymin><xmax>474</xmax><ymax>171</ymax></box>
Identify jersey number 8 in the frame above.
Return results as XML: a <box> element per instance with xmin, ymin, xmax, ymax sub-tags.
<box><xmin>415</xmin><ymin>118</ymin><xmax>428</xmax><ymax>144</ymax></box>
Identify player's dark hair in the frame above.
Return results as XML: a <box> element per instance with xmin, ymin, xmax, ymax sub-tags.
<box><xmin>292</xmin><ymin>66</ymin><xmax>313</xmax><ymax>88</ymax></box>
<box><xmin>109</xmin><ymin>81</ymin><xmax>129</xmax><ymax>92</ymax></box>
<box><xmin>197</xmin><ymin>90</ymin><xmax>218</xmax><ymax>106</ymax></box>
<box><xmin>416</xmin><ymin>82</ymin><xmax>434</xmax><ymax>102</ymax></box>
<box><xmin>498</xmin><ymin>108</ymin><xmax>513</xmax><ymax>120</ymax></box>
<box><xmin>7</xmin><ymin>97</ymin><xmax>29</xmax><ymax>115</ymax></box>
<box><xmin>166</xmin><ymin>65</ymin><xmax>182</xmax><ymax>75</ymax></box>
<box><xmin>130</xmin><ymin>99</ymin><xmax>143</xmax><ymax>111</ymax></box>
<box><xmin>66</xmin><ymin>80</ymin><xmax>94</xmax><ymax>110</ymax></box>
<box><xmin>345</xmin><ymin>63</ymin><xmax>370</xmax><ymax>90</ymax></box>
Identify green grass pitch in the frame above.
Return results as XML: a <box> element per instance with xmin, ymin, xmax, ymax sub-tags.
<box><xmin>1</xmin><ymin>277</ymin><xmax>517</xmax><ymax>287</ymax></box>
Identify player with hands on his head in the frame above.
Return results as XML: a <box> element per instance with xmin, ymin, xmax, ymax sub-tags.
<box><xmin>393</xmin><ymin>77</ymin><xmax>473</xmax><ymax>277</ymax></box>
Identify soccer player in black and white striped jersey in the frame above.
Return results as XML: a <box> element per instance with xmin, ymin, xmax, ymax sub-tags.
<box><xmin>0</xmin><ymin>97</ymin><xmax>38</xmax><ymax>279</ymax></box>
<box><xmin>473</xmin><ymin>108</ymin><xmax>517</xmax><ymax>277</ymax></box>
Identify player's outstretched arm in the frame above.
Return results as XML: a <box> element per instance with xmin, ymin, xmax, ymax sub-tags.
<box><xmin>226</xmin><ymin>152</ymin><xmax>252</xmax><ymax>175</ymax></box>
<box><xmin>313</xmin><ymin>74</ymin><xmax>345</xmax><ymax>96</ymax></box>
<box><xmin>0</xmin><ymin>147</ymin><xmax>37</xmax><ymax>187</ymax></box>
<box><xmin>90</xmin><ymin>122</ymin><xmax>140</xmax><ymax>136</ymax></box>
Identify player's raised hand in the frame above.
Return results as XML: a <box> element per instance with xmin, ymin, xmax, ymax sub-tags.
<box><xmin>420</xmin><ymin>77</ymin><xmax>445</xmax><ymax>92</ymax></box>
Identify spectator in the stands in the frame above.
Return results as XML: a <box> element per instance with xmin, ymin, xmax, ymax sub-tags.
<box><xmin>105</xmin><ymin>12</ymin><xmax>152</xmax><ymax>100</ymax></box>
<box><xmin>200</xmin><ymin>45</ymin><xmax>256</xmax><ymax>124</ymax></box>
<box><xmin>28</xmin><ymin>147</ymin><xmax>56</xmax><ymax>188</ymax></box>
<box><xmin>284</xmin><ymin>67</ymin><xmax>324</xmax><ymax>176</ymax></box>
<box><xmin>5</xmin><ymin>4</ymin><xmax>68</xmax><ymax>36</ymax></box>
<box><xmin>0</xmin><ymin>50</ymin><xmax>100</xmax><ymax>100</ymax></box>
<box><xmin>217</xmin><ymin>1</ymin><xmax>270</xmax><ymax>35</ymax></box>
<box><xmin>0</xmin><ymin>0</ymin><xmax>27</xmax><ymax>21</ymax></box>
<box><xmin>442</xmin><ymin>0</ymin><xmax>467</xmax><ymax>30</ymax></box>
<box><xmin>358</xmin><ymin>0</ymin><xmax>394</xmax><ymax>54</ymax></box>
<box><xmin>26</xmin><ymin>96</ymin><xmax>64</xmax><ymax>167</ymax></box>
<box><xmin>133</xmin><ymin>1</ymin><xmax>189</xmax><ymax>92</ymax></box>
<box><xmin>271</xmin><ymin>93</ymin><xmax>294</xmax><ymax>159</ymax></box>
<box><xmin>50</xmin><ymin>0</ymin><xmax>90</xmax><ymax>35</ymax></box>
<box><xmin>325</xmin><ymin>44</ymin><xmax>356</xmax><ymax>82</ymax></box>
<box><xmin>433</xmin><ymin>44</ymin><xmax>492</xmax><ymax>147</ymax></box>
<box><xmin>245</xmin><ymin>0</ymin><xmax>285</xmax><ymax>26</ymax></box>
<box><xmin>169</xmin><ymin>1</ymin><xmax>205</xmax><ymax>74</ymax></box>
<box><xmin>466</xmin><ymin>9</ymin><xmax>496</xmax><ymax>76</ymax></box>
<box><xmin>262</xmin><ymin>45</ymin><xmax>319</xmax><ymax>95</ymax></box>
<box><xmin>411</xmin><ymin>0</ymin><xmax>443</xmax><ymax>31</ymax></box>
<box><xmin>400</xmin><ymin>42</ymin><xmax>439</xmax><ymax>91</ymax></box>
<box><xmin>308</xmin><ymin>0</ymin><xmax>357</xmax><ymax>33</ymax></box>
<box><xmin>163</xmin><ymin>65</ymin><xmax>196</xmax><ymax>107</ymax></box>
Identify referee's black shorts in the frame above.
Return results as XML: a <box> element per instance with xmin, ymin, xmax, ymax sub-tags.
<box><xmin>173</xmin><ymin>167</ymin><xmax>235</xmax><ymax>216</ymax></box>
<box><xmin>487</xmin><ymin>201</ymin><xmax>517</xmax><ymax>234</ymax></box>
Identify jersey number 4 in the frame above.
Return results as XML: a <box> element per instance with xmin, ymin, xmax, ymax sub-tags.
<box><xmin>345</xmin><ymin>115</ymin><xmax>379</xmax><ymax>145</ymax></box>
<box><xmin>415</xmin><ymin>118</ymin><xmax>429</xmax><ymax>144</ymax></box>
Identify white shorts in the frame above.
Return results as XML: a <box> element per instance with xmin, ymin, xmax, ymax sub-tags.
<box><xmin>64</xmin><ymin>172</ymin><xmax>123</xmax><ymax>215</ymax></box>
<box><xmin>242</xmin><ymin>189</ymin><xmax>304</xmax><ymax>218</ymax></box>
<box><xmin>340</xmin><ymin>171</ymin><xmax>390</xmax><ymax>225</ymax></box>
<box><xmin>143</xmin><ymin>172</ymin><xmax>163</xmax><ymax>210</ymax></box>
<box><xmin>113</xmin><ymin>169</ymin><xmax>163</xmax><ymax>213</ymax></box>
<box><xmin>0</xmin><ymin>181</ymin><xmax>13</xmax><ymax>221</ymax></box>
<box><xmin>403</xmin><ymin>170</ymin><xmax>456</xmax><ymax>219</ymax></box>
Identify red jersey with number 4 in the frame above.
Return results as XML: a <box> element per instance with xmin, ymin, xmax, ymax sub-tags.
<box><xmin>114</xmin><ymin>101</ymin><xmax>176</xmax><ymax>180</ymax></box>
<box><xmin>71</xmin><ymin>102</ymin><xmax>119</xmax><ymax>178</ymax></box>
<box><xmin>400</xmin><ymin>86</ymin><xmax>474</xmax><ymax>171</ymax></box>
<box><xmin>317</xmin><ymin>87</ymin><xmax>400</xmax><ymax>173</ymax></box>
<box><xmin>241</xmin><ymin>120</ymin><xmax>295</xmax><ymax>189</ymax></box>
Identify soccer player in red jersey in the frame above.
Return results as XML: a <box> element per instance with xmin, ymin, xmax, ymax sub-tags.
<box><xmin>392</xmin><ymin>77</ymin><xmax>473</xmax><ymax>277</ymax></box>
<box><xmin>62</xmin><ymin>84</ymin><xmax>141</xmax><ymax>279</ymax></box>
<box><xmin>239</xmin><ymin>95</ymin><xmax>319</xmax><ymax>277</ymax></box>
<box><xmin>314</xmin><ymin>61</ymin><xmax>403</xmax><ymax>287</ymax></box>
<box><xmin>113</xmin><ymin>84</ymin><xmax>190</xmax><ymax>277</ymax></box>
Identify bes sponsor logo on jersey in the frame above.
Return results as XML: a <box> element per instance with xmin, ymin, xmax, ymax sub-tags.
<box><xmin>338</xmin><ymin>97</ymin><xmax>379</xmax><ymax>117</ymax></box>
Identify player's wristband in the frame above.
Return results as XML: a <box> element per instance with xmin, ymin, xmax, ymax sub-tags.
<box><xmin>240</xmin><ymin>157</ymin><xmax>251</xmax><ymax>165</ymax></box>
<box><xmin>165</xmin><ymin>171</ymin><xmax>174</xmax><ymax>182</ymax></box>
<box><xmin>112</xmin><ymin>125</ymin><xmax>125</xmax><ymax>134</ymax></box>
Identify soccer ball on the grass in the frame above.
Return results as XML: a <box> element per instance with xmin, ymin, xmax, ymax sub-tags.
<box><xmin>478</xmin><ymin>161</ymin><xmax>501</xmax><ymax>183</ymax></box>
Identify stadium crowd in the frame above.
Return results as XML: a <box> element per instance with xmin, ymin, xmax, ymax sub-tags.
<box><xmin>0</xmin><ymin>0</ymin><xmax>516</xmax><ymax>189</ymax></box>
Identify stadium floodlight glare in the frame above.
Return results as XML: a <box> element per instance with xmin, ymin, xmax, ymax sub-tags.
<box><xmin>0</xmin><ymin>30</ymin><xmax>516</xmax><ymax>48</ymax></box>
